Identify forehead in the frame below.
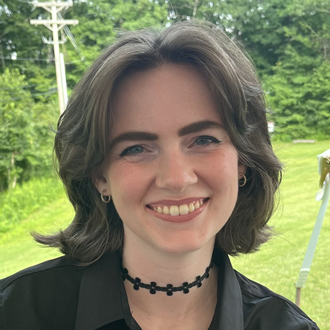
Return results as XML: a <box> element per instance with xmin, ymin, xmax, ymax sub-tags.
<box><xmin>111</xmin><ymin>64</ymin><xmax>222</xmax><ymax>135</ymax></box>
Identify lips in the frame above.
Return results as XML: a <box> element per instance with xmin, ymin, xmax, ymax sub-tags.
<box><xmin>147</xmin><ymin>198</ymin><xmax>209</xmax><ymax>217</ymax></box>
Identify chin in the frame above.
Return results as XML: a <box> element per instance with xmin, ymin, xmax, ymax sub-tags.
<box><xmin>153</xmin><ymin>235</ymin><xmax>214</xmax><ymax>256</ymax></box>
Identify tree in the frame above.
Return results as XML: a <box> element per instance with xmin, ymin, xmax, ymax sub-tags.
<box><xmin>164</xmin><ymin>0</ymin><xmax>330</xmax><ymax>140</ymax></box>
<box><xmin>0</xmin><ymin>69</ymin><xmax>58</xmax><ymax>191</ymax></box>
<box><xmin>63</xmin><ymin>0</ymin><xmax>168</xmax><ymax>87</ymax></box>
<box><xmin>162</xmin><ymin>0</ymin><xmax>289</xmax><ymax>76</ymax></box>
<box><xmin>263</xmin><ymin>0</ymin><xmax>330</xmax><ymax>140</ymax></box>
<box><xmin>0</xmin><ymin>0</ymin><xmax>59</xmax><ymax>102</ymax></box>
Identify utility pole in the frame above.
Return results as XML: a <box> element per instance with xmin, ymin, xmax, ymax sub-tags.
<box><xmin>30</xmin><ymin>1</ymin><xmax>78</xmax><ymax>114</ymax></box>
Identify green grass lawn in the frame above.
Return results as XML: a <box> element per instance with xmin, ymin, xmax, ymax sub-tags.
<box><xmin>231</xmin><ymin>140</ymin><xmax>330</xmax><ymax>330</ymax></box>
<box><xmin>0</xmin><ymin>141</ymin><xmax>329</xmax><ymax>329</ymax></box>
<box><xmin>0</xmin><ymin>196</ymin><xmax>73</xmax><ymax>277</ymax></box>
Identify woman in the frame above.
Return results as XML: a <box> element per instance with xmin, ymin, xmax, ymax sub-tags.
<box><xmin>0</xmin><ymin>21</ymin><xmax>319</xmax><ymax>330</ymax></box>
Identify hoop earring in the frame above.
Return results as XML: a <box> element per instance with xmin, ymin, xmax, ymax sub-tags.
<box><xmin>239</xmin><ymin>173</ymin><xmax>247</xmax><ymax>187</ymax></box>
<box><xmin>101</xmin><ymin>194</ymin><xmax>111</xmax><ymax>203</ymax></box>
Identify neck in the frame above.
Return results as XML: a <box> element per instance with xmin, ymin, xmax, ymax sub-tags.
<box><xmin>122</xmin><ymin>237</ymin><xmax>215</xmax><ymax>290</ymax></box>
<box><xmin>121</xmin><ymin>237</ymin><xmax>217</xmax><ymax>329</ymax></box>
<box><xmin>121</xmin><ymin>258</ymin><xmax>213</xmax><ymax>296</ymax></box>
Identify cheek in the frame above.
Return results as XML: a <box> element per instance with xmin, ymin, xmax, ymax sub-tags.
<box><xmin>109</xmin><ymin>163</ymin><xmax>151</xmax><ymax>203</ymax></box>
<box><xmin>199</xmin><ymin>150</ymin><xmax>239</xmax><ymax>182</ymax></box>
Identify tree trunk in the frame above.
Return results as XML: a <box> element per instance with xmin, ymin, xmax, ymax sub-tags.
<box><xmin>323</xmin><ymin>39</ymin><xmax>328</xmax><ymax>60</ymax></box>
<box><xmin>0</xmin><ymin>45</ymin><xmax>6</xmax><ymax>72</ymax></box>
<box><xmin>193</xmin><ymin>0</ymin><xmax>199</xmax><ymax>18</ymax></box>
<box><xmin>12</xmin><ymin>176</ymin><xmax>17</xmax><ymax>189</ymax></box>
<box><xmin>7</xmin><ymin>167</ymin><xmax>11</xmax><ymax>191</ymax></box>
<box><xmin>8</xmin><ymin>152</ymin><xmax>17</xmax><ymax>190</ymax></box>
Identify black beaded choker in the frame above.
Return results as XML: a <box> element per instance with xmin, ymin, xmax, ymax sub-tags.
<box><xmin>120</xmin><ymin>261</ymin><xmax>213</xmax><ymax>296</ymax></box>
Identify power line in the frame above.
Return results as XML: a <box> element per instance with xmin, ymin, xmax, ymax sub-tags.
<box><xmin>58</xmin><ymin>12</ymin><xmax>85</xmax><ymax>62</ymax></box>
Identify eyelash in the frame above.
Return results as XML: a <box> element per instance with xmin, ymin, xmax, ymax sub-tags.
<box><xmin>194</xmin><ymin>135</ymin><xmax>220</xmax><ymax>146</ymax></box>
<box><xmin>119</xmin><ymin>135</ymin><xmax>220</xmax><ymax>157</ymax></box>
<box><xmin>120</xmin><ymin>145</ymin><xmax>146</xmax><ymax>157</ymax></box>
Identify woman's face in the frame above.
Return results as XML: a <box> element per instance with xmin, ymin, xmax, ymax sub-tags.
<box><xmin>96</xmin><ymin>64</ymin><xmax>245</xmax><ymax>255</ymax></box>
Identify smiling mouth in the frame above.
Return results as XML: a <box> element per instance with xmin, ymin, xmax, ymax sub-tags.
<box><xmin>147</xmin><ymin>198</ymin><xmax>209</xmax><ymax>217</ymax></box>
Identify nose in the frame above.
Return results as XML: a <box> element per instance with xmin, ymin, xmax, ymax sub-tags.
<box><xmin>155</xmin><ymin>150</ymin><xmax>198</xmax><ymax>193</ymax></box>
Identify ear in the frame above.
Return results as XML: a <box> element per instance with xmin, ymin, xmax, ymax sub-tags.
<box><xmin>91</xmin><ymin>167</ymin><xmax>111</xmax><ymax>195</ymax></box>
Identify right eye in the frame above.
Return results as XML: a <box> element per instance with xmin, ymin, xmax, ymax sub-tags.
<box><xmin>120</xmin><ymin>145</ymin><xmax>145</xmax><ymax>157</ymax></box>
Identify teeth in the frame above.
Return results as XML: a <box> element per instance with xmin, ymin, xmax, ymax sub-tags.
<box><xmin>163</xmin><ymin>206</ymin><xmax>170</xmax><ymax>214</ymax></box>
<box><xmin>150</xmin><ymin>199</ymin><xmax>206</xmax><ymax>216</ymax></box>
<box><xmin>170</xmin><ymin>205</ymin><xmax>179</xmax><ymax>216</ymax></box>
<box><xmin>188</xmin><ymin>203</ymin><xmax>195</xmax><ymax>212</ymax></box>
<box><xmin>179</xmin><ymin>204</ymin><xmax>189</xmax><ymax>215</ymax></box>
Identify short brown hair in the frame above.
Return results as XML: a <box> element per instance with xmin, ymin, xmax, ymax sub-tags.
<box><xmin>34</xmin><ymin>21</ymin><xmax>282</xmax><ymax>265</ymax></box>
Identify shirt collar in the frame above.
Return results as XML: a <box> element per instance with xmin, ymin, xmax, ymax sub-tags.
<box><xmin>75</xmin><ymin>251</ymin><xmax>125</xmax><ymax>330</ymax></box>
<box><xmin>210</xmin><ymin>248</ymin><xmax>244</xmax><ymax>330</ymax></box>
<box><xmin>75</xmin><ymin>248</ymin><xmax>244</xmax><ymax>330</ymax></box>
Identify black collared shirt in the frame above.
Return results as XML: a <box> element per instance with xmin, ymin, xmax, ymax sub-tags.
<box><xmin>0</xmin><ymin>249</ymin><xmax>319</xmax><ymax>330</ymax></box>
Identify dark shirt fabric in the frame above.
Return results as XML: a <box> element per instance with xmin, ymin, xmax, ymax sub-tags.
<box><xmin>0</xmin><ymin>248</ymin><xmax>319</xmax><ymax>330</ymax></box>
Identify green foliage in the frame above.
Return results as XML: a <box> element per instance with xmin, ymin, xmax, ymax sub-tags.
<box><xmin>0</xmin><ymin>69</ymin><xmax>59</xmax><ymax>190</ymax></box>
<box><xmin>163</xmin><ymin>0</ymin><xmax>289</xmax><ymax>75</ymax></box>
<box><xmin>265</xmin><ymin>52</ymin><xmax>330</xmax><ymax>141</ymax></box>
<box><xmin>163</xmin><ymin>0</ymin><xmax>330</xmax><ymax>140</ymax></box>
<box><xmin>0</xmin><ymin>0</ymin><xmax>56</xmax><ymax>82</ymax></box>
<box><xmin>0</xmin><ymin>68</ymin><xmax>35</xmax><ymax>189</ymax></box>
<box><xmin>64</xmin><ymin>0</ymin><xmax>168</xmax><ymax>87</ymax></box>
<box><xmin>265</xmin><ymin>0</ymin><xmax>330</xmax><ymax>140</ymax></box>
<box><xmin>0</xmin><ymin>175</ymin><xmax>65</xmax><ymax>234</ymax></box>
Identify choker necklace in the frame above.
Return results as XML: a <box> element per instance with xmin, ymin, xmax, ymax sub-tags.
<box><xmin>120</xmin><ymin>261</ymin><xmax>213</xmax><ymax>296</ymax></box>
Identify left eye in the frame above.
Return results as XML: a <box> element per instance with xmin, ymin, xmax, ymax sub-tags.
<box><xmin>194</xmin><ymin>136</ymin><xmax>220</xmax><ymax>146</ymax></box>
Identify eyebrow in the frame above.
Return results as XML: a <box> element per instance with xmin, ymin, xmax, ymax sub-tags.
<box><xmin>109</xmin><ymin>132</ymin><xmax>158</xmax><ymax>150</ymax></box>
<box><xmin>109</xmin><ymin>120</ymin><xmax>224</xmax><ymax>150</ymax></box>
<box><xmin>178</xmin><ymin>120</ymin><xmax>224</xmax><ymax>136</ymax></box>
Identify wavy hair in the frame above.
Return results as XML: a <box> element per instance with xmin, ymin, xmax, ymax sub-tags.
<box><xmin>34</xmin><ymin>21</ymin><xmax>282</xmax><ymax>265</ymax></box>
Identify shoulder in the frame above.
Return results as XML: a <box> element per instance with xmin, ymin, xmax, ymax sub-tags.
<box><xmin>0</xmin><ymin>255</ymin><xmax>83</xmax><ymax>291</ymax></box>
<box><xmin>0</xmin><ymin>256</ymin><xmax>84</xmax><ymax>330</ymax></box>
<box><xmin>235</xmin><ymin>271</ymin><xmax>320</xmax><ymax>330</ymax></box>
